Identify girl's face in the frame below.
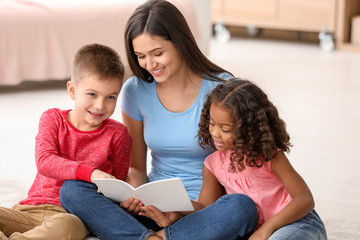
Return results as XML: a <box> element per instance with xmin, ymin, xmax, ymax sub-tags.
<box><xmin>209</xmin><ymin>102</ymin><xmax>235</xmax><ymax>151</ymax></box>
<box><xmin>132</xmin><ymin>33</ymin><xmax>186</xmax><ymax>84</ymax></box>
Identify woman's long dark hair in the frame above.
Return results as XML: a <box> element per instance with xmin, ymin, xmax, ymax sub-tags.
<box><xmin>198</xmin><ymin>78</ymin><xmax>292</xmax><ymax>172</ymax></box>
<box><xmin>125</xmin><ymin>0</ymin><xmax>232</xmax><ymax>82</ymax></box>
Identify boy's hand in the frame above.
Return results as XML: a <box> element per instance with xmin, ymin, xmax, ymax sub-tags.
<box><xmin>139</xmin><ymin>205</ymin><xmax>182</xmax><ymax>227</ymax></box>
<box><xmin>90</xmin><ymin>169</ymin><xmax>115</xmax><ymax>183</ymax></box>
<box><xmin>120</xmin><ymin>197</ymin><xmax>144</xmax><ymax>215</ymax></box>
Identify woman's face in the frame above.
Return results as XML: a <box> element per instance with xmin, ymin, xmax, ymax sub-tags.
<box><xmin>132</xmin><ymin>33</ymin><xmax>185</xmax><ymax>83</ymax></box>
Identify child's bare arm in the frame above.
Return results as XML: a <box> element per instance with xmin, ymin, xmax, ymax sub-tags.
<box><xmin>250</xmin><ymin>151</ymin><xmax>314</xmax><ymax>239</ymax></box>
<box><xmin>197</xmin><ymin>164</ymin><xmax>224</xmax><ymax>207</ymax></box>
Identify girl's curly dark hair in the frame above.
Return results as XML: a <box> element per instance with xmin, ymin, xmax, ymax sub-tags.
<box><xmin>198</xmin><ymin>78</ymin><xmax>292</xmax><ymax>172</ymax></box>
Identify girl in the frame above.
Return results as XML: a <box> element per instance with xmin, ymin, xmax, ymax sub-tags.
<box><xmin>142</xmin><ymin>78</ymin><xmax>327</xmax><ymax>239</ymax></box>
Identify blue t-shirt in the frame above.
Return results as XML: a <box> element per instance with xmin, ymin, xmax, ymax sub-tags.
<box><xmin>121</xmin><ymin>73</ymin><xmax>231</xmax><ymax>199</ymax></box>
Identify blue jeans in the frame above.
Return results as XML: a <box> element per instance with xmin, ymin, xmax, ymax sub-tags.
<box><xmin>268</xmin><ymin>210</ymin><xmax>327</xmax><ymax>240</ymax></box>
<box><xmin>60</xmin><ymin>180</ymin><xmax>160</xmax><ymax>240</ymax></box>
<box><xmin>163</xmin><ymin>194</ymin><xmax>258</xmax><ymax>240</ymax></box>
<box><xmin>60</xmin><ymin>180</ymin><xmax>257</xmax><ymax>240</ymax></box>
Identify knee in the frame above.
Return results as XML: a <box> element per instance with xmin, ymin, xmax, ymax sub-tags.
<box><xmin>47</xmin><ymin>213</ymin><xmax>89</xmax><ymax>239</ymax></box>
<box><xmin>60</xmin><ymin>180</ymin><xmax>89</xmax><ymax>207</ymax></box>
<box><xmin>227</xmin><ymin>194</ymin><xmax>256</xmax><ymax>209</ymax></box>
<box><xmin>236</xmin><ymin>194</ymin><xmax>257</xmax><ymax>215</ymax></box>
<box><xmin>60</xmin><ymin>180</ymin><xmax>78</xmax><ymax>193</ymax></box>
<box><xmin>223</xmin><ymin>194</ymin><xmax>258</xmax><ymax>224</ymax></box>
<box><xmin>60</xmin><ymin>180</ymin><xmax>100</xmax><ymax>212</ymax></box>
<box><xmin>54</xmin><ymin>213</ymin><xmax>85</xmax><ymax>230</ymax></box>
<box><xmin>60</xmin><ymin>180</ymin><xmax>76</xmax><ymax>205</ymax></box>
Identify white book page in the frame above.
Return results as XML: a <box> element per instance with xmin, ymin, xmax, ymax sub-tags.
<box><xmin>93</xmin><ymin>178</ymin><xmax>194</xmax><ymax>212</ymax></box>
<box><xmin>94</xmin><ymin>179</ymin><xmax>137</xmax><ymax>201</ymax></box>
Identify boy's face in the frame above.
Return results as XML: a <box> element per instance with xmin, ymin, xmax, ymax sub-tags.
<box><xmin>67</xmin><ymin>74</ymin><xmax>121</xmax><ymax>131</ymax></box>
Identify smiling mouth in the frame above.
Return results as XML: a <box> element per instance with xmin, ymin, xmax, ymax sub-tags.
<box><xmin>152</xmin><ymin>67</ymin><xmax>165</xmax><ymax>75</ymax></box>
<box><xmin>213</xmin><ymin>140</ymin><xmax>224</xmax><ymax>147</ymax></box>
<box><xmin>88</xmin><ymin>111</ymin><xmax>104</xmax><ymax>118</ymax></box>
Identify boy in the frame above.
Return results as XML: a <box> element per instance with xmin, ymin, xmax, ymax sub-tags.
<box><xmin>0</xmin><ymin>43</ymin><xmax>131</xmax><ymax>240</ymax></box>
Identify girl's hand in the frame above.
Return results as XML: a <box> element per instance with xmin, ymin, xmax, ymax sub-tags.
<box><xmin>120</xmin><ymin>197</ymin><xmax>144</xmax><ymax>215</ymax></box>
<box><xmin>139</xmin><ymin>205</ymin><xmax>183</xmax><ymax>227</ymax></box>
<box><xmin>90</xmin><ymin>169</ymin><xmax>115</xmax><ymax>183</ymax></box>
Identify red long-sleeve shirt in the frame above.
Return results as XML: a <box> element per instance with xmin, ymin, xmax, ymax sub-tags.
<box><xmin>19</xmin><ymin>108</ymin><xmax>131</xmax><ymax>207</ymax></box>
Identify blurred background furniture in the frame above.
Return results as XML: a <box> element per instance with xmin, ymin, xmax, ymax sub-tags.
<box><xmin>211</xmin><ymin>0</ymin><xmax>360</xmax><ymax>51</ymax></box>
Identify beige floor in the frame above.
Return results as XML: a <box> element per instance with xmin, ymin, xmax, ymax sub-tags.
<box><xmin>1</xmin><ymin>37</ymin><xmax>360</xmax><ymax>239</ymax></box>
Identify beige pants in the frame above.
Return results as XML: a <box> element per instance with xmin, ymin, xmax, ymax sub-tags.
<box><xmin>0</xmin><ymin>204</ymin><xmax>89</xmax><ymax>240</ymax></box>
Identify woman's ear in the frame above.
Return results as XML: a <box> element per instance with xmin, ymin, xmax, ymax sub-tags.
<box><xmin>67</xmin><ymin>80</ymin><xmax>76</xmax><ymax>100</ymax></box>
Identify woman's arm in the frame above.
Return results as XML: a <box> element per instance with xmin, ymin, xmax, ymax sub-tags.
<box><xmin>120</xmin><ymin>112</ymin><xmax>148</xmax><ymax>213</ymax></box>
<box><xmin>250</xmin><ymin>151</ymin><xmax>314</xmax><ymax>239</ymax></box>
<box><xmin>122</xmin><ymin>111</ymin><xmax>148</xmax><ymax>187</ymax></box>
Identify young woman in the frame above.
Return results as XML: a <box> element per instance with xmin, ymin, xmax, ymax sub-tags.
<box><xmin>60</xmin><ymin>0</ymin><xmax>234</xmax><ymax>239</ymax></box>
<box><xmin>121</xmin><ymin>0</ymin><xmax>233</xmax><ymax>201</ymax></box>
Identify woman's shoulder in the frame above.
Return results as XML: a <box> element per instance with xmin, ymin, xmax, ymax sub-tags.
<box><xmin>123</xmin><ymin>75</ymin><xmax>151</xmax><ymax>87</ymax></box>
<box><xmin>203</xmin><ymin>72</ymin><xmax>232</xmax><ymax>81</ymax></box>
<box><xmin>122</xmin><ymin>75</ymin><xmax>154</xmax><ymax>95</ymax></box>
<box><xmin>216</xmin><ymin>72</ymin><xmax>233</xmax><ymax>80</ymax></box>
<box><xmin>202</xmin><ymin>72</ymin><xmax>233</xmax><ymax>87</ymax></box>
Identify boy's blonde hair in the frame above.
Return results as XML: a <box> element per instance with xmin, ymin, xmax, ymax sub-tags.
<box><xmin>71</xmin><ymin>43</ymin><xmax>124</xmax><ymax>84</ymax></box>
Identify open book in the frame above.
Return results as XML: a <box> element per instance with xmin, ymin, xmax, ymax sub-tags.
<box><xmin>93</xmin><ymin>178</ymin><xmax>194</xmax><ymax>212</ymax></box>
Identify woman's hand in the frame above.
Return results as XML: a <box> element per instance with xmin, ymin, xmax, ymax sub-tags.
<box><xmin>139</xmin><ymin>205</ymin><xmax>183</xmax><ymax>227</ymax></box>
<box><xmin>120</xmin><ymin>197</ymin><xmax>144</xmax><ymax>215</ymax></box>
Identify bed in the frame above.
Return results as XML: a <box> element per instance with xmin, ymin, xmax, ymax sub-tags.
<box><xmin>0</xmin><ymin>0</ymin><xmax>209</xmax><ymax>86</ymax></box>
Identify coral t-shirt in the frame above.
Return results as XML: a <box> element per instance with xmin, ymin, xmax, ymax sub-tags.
<box><xmin>204</xmin><ymin>150</ymin><xmax>292</xmax><ymax>227</ymax></box>
<box><xmin>19</xmin><ymin>108</ymin><xmax>131</xmax><ymax>207</ymax></box>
